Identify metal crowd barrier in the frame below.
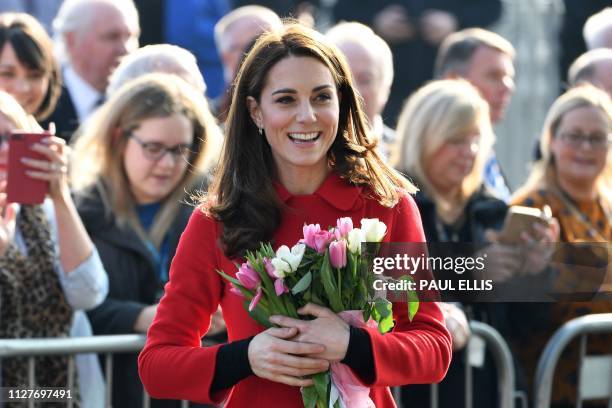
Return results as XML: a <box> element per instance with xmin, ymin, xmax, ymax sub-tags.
<box><xmin>533</xmin><ymin>313</ymin><xmax>612</xmax><ymax>408</ymax></box>
<box><xmin>0</xmin><ymin>334</ymin><xmax>191</xmax><ymax>408</ymax></box>
<box><xmin>0</xmin><ymin>320</ymin><xmax>522</xmax><ymax>408</ymax></box>
<box><xmin>394</xmin><ymin>320</ymin><xmax>520</xmax><ymax>408</ymax></box>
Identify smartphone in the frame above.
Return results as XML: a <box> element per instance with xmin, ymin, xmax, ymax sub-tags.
<box><xmin>498</xmin><ymin>205</ymin><xmax>552</xmax><ymax>244</ymax></box>
<box><xmin>6</xmin><ymin>131</ymin><xmax>49</xmax><ymax>204</ymax></box>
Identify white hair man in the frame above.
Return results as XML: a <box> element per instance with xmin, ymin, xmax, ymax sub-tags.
<box><xmin>326</xmin><ymin>22</ymin><xmax>396</xmax><ymax>161</ymax></box>
<box><xmin>568</xmin><ymin>48</ymin><xmax>612</xmax><ymax>96</ymax></box>
<box><xmin>214</xmin><ymin>5</ymin><xmax>282</xmax><ymax>86</ymax></box>
<box><xmin>44</xmin><ymin>0</ymin><xmax>140</xmax><ymax>141</ymax></box>
<box><xmin>583</xmin><ymin>7</ymin><xmax>612</xmax><ymax>50</ymax></box>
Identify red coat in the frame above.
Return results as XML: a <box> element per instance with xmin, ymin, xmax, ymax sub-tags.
<box><xmin>138</xmin><ymin>174</ymin><xmax>452</xmax><ymax>407</ymax></box>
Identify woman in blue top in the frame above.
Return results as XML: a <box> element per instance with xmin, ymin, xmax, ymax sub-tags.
<box><xmin>70</xmin><ymin>73</ymin><xmax>222</xmax><ymax>408</ymax></box>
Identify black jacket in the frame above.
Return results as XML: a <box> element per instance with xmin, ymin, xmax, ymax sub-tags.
<box><xmin>41</xmin><ymin>85</ymin><xmax>79</xmax><ymax>144</ymax></box>
<box><xmin>404</xmin><ymin>186</ymin><xmax>551</xmax><ymax>407</ymax></box>
<box><xmin>77</xmin><ymin>187</ymin><xmax>193</xmax><ymax>408</ymax></box>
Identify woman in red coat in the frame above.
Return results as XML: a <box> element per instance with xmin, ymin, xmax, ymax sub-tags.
<box><xmin>138</xmin><ymin>23</ymin><xmax>452</xmax><ymax>407</ymax></box>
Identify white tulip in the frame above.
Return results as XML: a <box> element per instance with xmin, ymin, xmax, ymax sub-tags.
<box><xmin>347</xmin><ymin>228</ymin><xmax>363</xmax><ymax>254</ymax></box>
<box><xmin>275</xmin><ymin>243</ymin><xmax>305</xmax><ymax>274</ymax></box>
<box><xmin>271</xmin><ymin>257</ymin><xmax>291</xmax><ymax>278</ymax></box>
<box><xmin>361</xmin><ymin>218</ymin><xmax>387</xmax><ymax>242</ymax></box>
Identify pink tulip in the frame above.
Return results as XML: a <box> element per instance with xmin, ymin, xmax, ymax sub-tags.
<box><xmin>274</xmin><ymin>278</ymin><xmax>288</xmax><ymax>296</ymax></box>
<box><xmin>302</xmin><ymin>223</ymin><xmax>322</xmax><ymax>249</ymax></box>
<box><xmin>236</xmin><ymin>262</ymin><xmax>260</xmax><ymax>289</ymax></box>
<box><xmin>302</xmin><ymin>223</ymin><xmax>332</xmax><ymax>253</ymax></box>
<box><xmin>336</xmin><ymin>217</ymin><xmax>353</xmax><ymax>238</ymax></box>
<box><xmin>314</xmin><ymin>230</ymin><xmax>332</xmax><ymax>253</ymax></box>
<box><xmin>263</xmin><ymin>257</ymin><xmax>276</xmax><ymax>279</ymax></box>
<box><xmin>248</xmin><ymin>287</ymin><xmax>263</xmax><ymax>311</ymax></box>
<box><xmin>329</xmin><ymin>240</ymin><xmax>347</xmax><ymax>268</ymax></box>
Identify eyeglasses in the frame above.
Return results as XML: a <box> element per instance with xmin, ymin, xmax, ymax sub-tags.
<box><xmin>129</xmin><ymin>134</ymin><xmax>193</xmax><ymax>162</ymax></box>
<box><xmin>557</xmin><ymin>132</ymin><xmax>611</xmax><ymax>150</ymax></box>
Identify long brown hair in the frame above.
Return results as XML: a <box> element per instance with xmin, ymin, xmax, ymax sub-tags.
<box><xmin>207</xmin><ymin>23</ymin><xmax>415</xmax><ymax>258</ymax></box>
<box><xmin>0</xmin><ymin>13</ymin><xmax>61</xmax><ymax>121</ymax></box>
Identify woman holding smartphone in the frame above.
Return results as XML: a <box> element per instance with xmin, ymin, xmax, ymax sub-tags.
<box><xmin>394</xmin><ymin>79</ymin><xmax>558</xmax><ymax>408</ymax></box>
<box><xmin>511</xmin><ymin>85</ymin><xmax>611</xmax><ymax>406</ymax></box>
<box><xmin>0</xmin><ymin>90</ymin><xmax>107</xmax><ymax>405</ymax></box>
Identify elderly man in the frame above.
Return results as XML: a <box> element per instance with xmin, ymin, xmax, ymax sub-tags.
<box><xmin>435</xmin><ymin>28</ymin><xmax>516</xmax><ymax>200</ymax></box>
<box><xmin>214</xmin><ymin>5</ymin><xmax>282</xmax><ymax>87</ymax></box>
<box><xmin>44</xmin><ymin>0</ymin><xmax>139</xmax><ymax>141</ymax></box>
<box><xmin>327</xmin><ymin>22</ymin><xmax>396</xmax><ymax>161</ymax></box>
<box><xmin>213</xmin><ymin>5</ymin><xmax>281</xmax><ymax>120</ymax></box>
<box><xmin>568</xmin><ymin>48</ymin><xmax>612</xmax><ymax>96</ymax></box>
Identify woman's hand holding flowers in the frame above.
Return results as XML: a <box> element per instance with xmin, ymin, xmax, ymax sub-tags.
<box><xmin>270</xmin><ymin>303</ymin><xmax>350</xmax><ymax>362</ymax></box>
<box><xmin>248</xmin><ymin>326</ymin><xmax>329</xmax><ymax>387</ymax></box>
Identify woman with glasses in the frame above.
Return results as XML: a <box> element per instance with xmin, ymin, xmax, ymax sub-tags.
<box><xmin>395</xmin><ymin>79</ymin><xmax>557</xmax><ymax>408</ymax></box>
<box><xmin>511</xmin><ymin>85</ymin><xmax>611</xmax><ymax>407</ymax></box>
<box><xmin>0</xmin><ymin>13</ymin><xmax>61</xmax><ymax>127</ymax></box>
<box><xmin>70</xmin><ymin>73</ymin><xmax>222</xmax><ymax>408</ymax></box>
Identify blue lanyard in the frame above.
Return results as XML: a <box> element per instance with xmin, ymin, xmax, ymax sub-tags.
<box><xmin>144</xmin><ymin>238</ymin><xmax>169</xmax><ymax>283</ymax></box>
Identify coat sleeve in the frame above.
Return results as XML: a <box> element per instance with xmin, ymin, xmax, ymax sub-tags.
<box><xmin>362</xmin><ymin>194</ymin><xmax>452</xmax><ymax>387</ymax></box>
<box><xmin>138</xmin><ymin>208</ymin><xmax>228</xmax><ymax>404</ymax></box>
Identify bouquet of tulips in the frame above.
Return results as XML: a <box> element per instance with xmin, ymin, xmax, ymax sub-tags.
<box><xmin>218</xmin><ymin>217</ymin><xmax>419</xmax><ymax>408</ymax></box>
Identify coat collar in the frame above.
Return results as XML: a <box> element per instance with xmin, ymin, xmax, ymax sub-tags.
<box><xmin>274</xmin><ymin>172</ymin><xmax>362</xmax><ymax>211</ymax></box>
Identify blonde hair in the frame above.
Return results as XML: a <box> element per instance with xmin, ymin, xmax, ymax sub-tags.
<box><xmin>515</xmin><ymin>85</ymin><xmax>612</xmax><ymax>199</ymax></box>
<box><xmin>396</xmin><ymin>79</ymin><xmax>494</xmax><ymax>219</ymax></box>
<box><xmin>0</xmin><ymin>91</ymin><xmax>35</xmax><ymax>130</ymax></box>
<box><xmin>71</xmin><ymin>73</ymin><xmax>222</xmax><ymax>247</ymax></box>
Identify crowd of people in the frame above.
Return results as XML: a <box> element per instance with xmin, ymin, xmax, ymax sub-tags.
<box><xmin>0</xmin><ymin>1</ymin><xmax>610</xmax><ymax>408</ymax></box>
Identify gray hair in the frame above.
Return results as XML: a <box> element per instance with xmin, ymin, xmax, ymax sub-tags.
<box><xmin>583</xmin><ymin>7</ymin><xmax>612</xmax><ymax>49</ymax></box>
<box><xmin>568</xmin><ymin>48</ymin><xmax>612</xmax><ymax>87</ymax></box>
<box><xmin>214</xmin><ymin>5</ymin><xmax>282</xmax><ymax>53</ymax></box>
<box><xmin>107</xmin><ymin>44</ymin><xmax>206</xmax><ymax>96</ymax></box>
<box><xmin>326</xmin><ymin>21</ymin><xmax>394</xmax><ymax>88</ymax></box>
<box><xmin>53</xmin><ymin>0</ymin><xmax>139</xmax><ymax>62</ymax></box>
<box><xmin>435</xmin><ymin>28</ymin><xmax>515</xmax><ymax>78</ymax></box>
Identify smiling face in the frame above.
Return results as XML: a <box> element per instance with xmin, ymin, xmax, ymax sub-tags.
<box><xmin>123</xmin><ymin>114</ymin><xmax>193</xmax><ymax>204</ymax></box>
<box><xmin>551</xmin><ymin>105</ymin><xmax>610</xmax><ymax>187</ymax></box>
<box><xmin>247</xmin><ymin>56</ymin><xmax>340</xmax><ymax>182</ymax></box>
<box><xmin>0</xmin><ymin>43</ymin><xmax>49</xmax><ymax>115</ymax></box>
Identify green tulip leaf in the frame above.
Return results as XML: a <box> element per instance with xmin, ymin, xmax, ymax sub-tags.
<box><xmin>291</xmin><ymin>271</ymin><xmax>312</xmax><ymax>294</ymax></box>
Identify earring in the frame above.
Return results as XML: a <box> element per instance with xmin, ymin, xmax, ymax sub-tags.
<box><xmin>258</xmin><ymin>127</ymin><xmax>263</xmax><ymax>135</ymax></box>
